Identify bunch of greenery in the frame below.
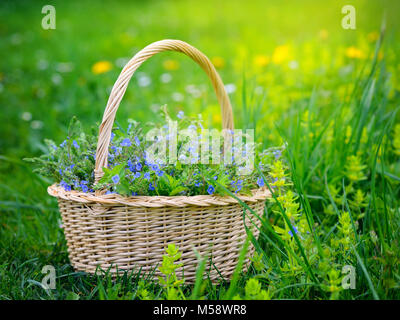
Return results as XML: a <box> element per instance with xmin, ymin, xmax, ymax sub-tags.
<box><xmin>25</xmin><ymin>108</ymin><xmax>282</xmax><ymax>197</ymax></box>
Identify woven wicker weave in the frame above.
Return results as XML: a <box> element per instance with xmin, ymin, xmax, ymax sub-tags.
<box><xmin>48</xmin><ymin>39</ymin><xmax>270</xmax><ymax>282</ymax></box>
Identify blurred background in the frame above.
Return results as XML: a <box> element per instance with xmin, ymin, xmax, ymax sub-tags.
<box><xmin>1</xmin><ymin>0</ymin><xmax>400</xmax><ymax>295</ymax></box>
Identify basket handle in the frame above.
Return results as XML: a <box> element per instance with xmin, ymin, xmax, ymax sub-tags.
<box><xmin>94</xmin><ymin>39</ymin><xmax>234</xmax><ymax>182</ymax></box>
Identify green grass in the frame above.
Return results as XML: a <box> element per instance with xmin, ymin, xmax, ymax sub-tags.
<box><xmin>1</xmin><ymin>0</ymin><xmax>400</xmax><ymax>300</ymax></box>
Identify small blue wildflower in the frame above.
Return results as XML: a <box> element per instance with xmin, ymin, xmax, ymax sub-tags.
<box><xmin>127</xmin><ymin>159</ymin><xmax>135</xmax><ymax>172</ymax></box>
<box><xmin>136</xmin><ymin>162</ymin><xmax>142</xmax><ymax>171</ymax></box>
<box><xmin>120</xmin><ymin>138</ymin><xmax>131</xmax><ymax>147</ymax></box>
<box><xmin>131</xmin><ymin>191</ymin><xmax>137</xmax><ymax>196</ymax></box>
<box><xmin>235</xmin><ymin>184</ymin><xmax>242</xmax><ymax>193</ymax></box>
<box><xmin>110</xmin><ymin>132</ymin><xmax>115</xmax><ymax>141</ymax></box>
<box><xmin>156</xmin><ymin>170</ymin><xmax>164</xmax><ymax>177</ymax></box>
<box><xmin>213</xmin><ymin>175</ymin><xmax>218</xmax><ymax>180</ymax></box>
<box><xmin>207</xmin><ymin>185</ymin><xmax>215</xmax><ymax>195</ymax></box>
<box><xmin>105</xmin><ymin>190</ymin><xmax>115</xmax><ymax>195</ymax></box>
<box><xmin>112</xmin><ymin>174</ymin><xmax>120</xmax><ymax>184</ymax></box>
<box><xmin>288</xmin><ymin>226</ymin><xmax>299</xmax><ymax>237</ymax></box>
<box><xmin>80</xmin><ymin>180</ymin><xmax>88</xmax><ymax>185</ymax></box>
<box><xmin>81</xmin><ymin>184</ymin><xmax>89</xmax><ymax>193</ymax></box>
<box><xmin>144</xmin><ymin>172</ymin><xmax>150</xmax><ymax>180</ymax></box>
<box><xmin>134</xmin><ymin>172</ymin><xmax>141</xmax><ymax>178</ymax></box>
<box><xmin>60</xmin><ymin>180</ymin><xmax>71</xmax><ymax>192</ymax></box>
<box><xmin>60</xmin><ymin>140</ymin><xmax>67</xmax><ymax>148</ymax></box>
<box><xmin>177</xmin><ymin>111</ymin><xmax>184</xmax><ymax>119</ymax></box>
<box><xmin>257</xmin><ymin>177</ymin><xmax>265</xmax><ymax>187</ymax></box>
<box><xmin>150</xmin><ymin>164</ymin><xmax>159</xmax><ymax>171</ymax></box>
<box><xmin>149</xmin><ymin>182</ymin><xmax>155</xmax><ymax>191</ymax></box>
<box><xmin>72</xmin><ymin>140</ymin><xmax>79</xmax><ymax>149</ymax></box>
<box><xmin>195</xmin><ymin>181</ymin><xmax>201</xmax><ymax>187</ymax></box>
<box><xmin>134</xmin><ymin>136</ymin><xmax>140</xmax><ymax>146</ymax></box>
<box><xmin>273</xmin><ymin>150</ymin><xmax>282</xmax><ymax>160</ymax></box>
<box><xmin>58</xmin><ymin>168</ymin><xmax>63</xmax><ymax>175</ymax></box>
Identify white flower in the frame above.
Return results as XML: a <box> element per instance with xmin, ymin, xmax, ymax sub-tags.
<box><xmin>37</xmin><ymin>59</ymin><xmax>49</xmax><ymax>70</ymax></box>
<box><xmin>160</xmin><ymin>73</ymin><xmax>172</xmax><ymax>83</ymax></box>
<box><xmin>172</xmin><ymin>92</ymin><xmax>184</xmax><ymax>102</ymax></box>
<box><xmin>224</xmin><ymin>83</ymin><xmax>236</xmax><ymax>94</ymax></box>
<box><xmin>31</xmin><ymin>120</ymin><xmax>43</xmax><ymax>130</ymax></box>
<box><xmin>51</xmin><ymin>73</ymin><xmax>62</xmax><ymax>85</ymax></box>
<box><xmin>137</xmin><ymin>73</ymin><xmax>151</xmax><ymax>87</ymax></box>
<box><xmin>21</xmin><ymin>112</ymin><xmax>32</xmax><ymax>121</ymax></box>
<box><xmin>115</xmin><ymin>57</ymin><xmax>129</xmax><ymax>68</ymax></box>
<box><xmin>56</xmin><ymin>62</ymin><xmax>74</xmax><ymax>73</ymax></box>
<box><xmin>288</xmin><ymin>60</ymin><xmax>299</xmax><ymax>70</ymax></box>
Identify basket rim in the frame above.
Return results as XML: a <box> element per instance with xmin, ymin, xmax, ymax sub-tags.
<box><xmin>48</xmin><ymin>183</ymin><xmax>271</xmax><ymax>208</ymax></box>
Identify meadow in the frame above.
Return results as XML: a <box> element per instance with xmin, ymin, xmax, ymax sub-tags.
<box><xmin>1</xmin><ymin>0</ymin><xmax>400</xmax><ymax>300</ymax></box>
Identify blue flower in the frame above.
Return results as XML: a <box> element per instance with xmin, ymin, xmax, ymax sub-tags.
<box><xmin>150</xmin><ymin>164</ymin><xmax>159</xmax><ymax>171</ymax></box>
<box><xmin>112</xmin><ymin>174</ymin><xmax>120</xmax><ymax>184</ymax></box>
<box><xmin>72</xmin><ymin>140</ymin><xmax>79</xmax><ymax>149</ymax></box>
<box><xmin>257</xmin><ymin>177</ymin><xmax>265</xmax><ymax>187</ymax></box>
<box><xmin>156</xmin><ymin>170</ymin><xmax>164</xmax><ymax>177</ymax></box>
<box><xmin>149</xmin><ymin>182</ymin><xmax>155</xmax><ymax>191</ymax></box>
<box><xmin>134</xmin><ymin>172</ymin><xmax>141</xmax><ymax>178</ymax></box>
<box><xmin>235</xmin><ymin>184</ymin><xmax>242</xmax><ymax>193</ymax></box>
<box><xmin>144</xmin><ymin>172</ymin><xmax>150</xmax><ymax>180</ymax></box>
<box><xmin>110</xmin><ymin>132</ymin><xmax>115</xmax><ymax>141</ymax></box>
<box><xmin>120</xmin><ymin>138</ymin><xmax>131</xmax><ymax>147</ymax></box>
<box><xmin>177</xmin><ymin>111</ymin><xmax>184</xmax><ymax>119</ymax></box>
<box><xmin>288</xmin><ymin>226</ymin><xmax>298</xmax><ymax>237</ymax></box>
<box><xmin>60</xmin><ymin>180</ymin><xmax>71</xmax><ymax>192</ymax></box>
<box><xmin>207</xmin><ymin>185</ymin><xmax>215</xmax><ymax>195</ymax></box>
<box><xmin>213</xmin><ymin>175</ymin><xmax>218</xmax><ymax>180</ymax></box>
<box><xmin>195</xmin><ymin>181</ymin><xmax>201</xmax><ymax>187</ymax></box>
<box><xmin>273</xmin><ymin>150</ymin><xmax>282</xmax><ymax>160</ymax></box>
<box><xmin>127</xmin><ymin>159</ymin><xmax>135</xmax><ymax>172</ymax></box>
<box><xmin>131</xmin><ymin>191</ymin><xmax>137</xmax><ymax>196</ymax></box>
<box><xmin>81</xmin><ymin>184</ymin><xmax>89</xmax><ymax>193</ymax></box>
<box><xmin>60</xmin><ymin>140</ymin><xmax>67</xmax><ymax>148</ymax></box>
<box><xmin>134</xmin><ymin>136</ymin><xmax>140</xmax><ymax>146</ymax></box>
<box><xmin>136</xmin><ymin>162</ymin><xmax>142</xmax><ymax>171</ymax></box>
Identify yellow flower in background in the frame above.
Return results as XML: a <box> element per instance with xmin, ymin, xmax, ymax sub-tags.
<box><xmin>163</xmin><ymin>59</ymin><xmax>180</xmax><ymax>71</ymax></box>
<box><xmin>272</xmin><ymin>44</ymin><xmax>291</xmax><ymax>64</ymax></box>
<box><xmin>253</xmin><ymin>54</ymin><xmax>270</xmax><ymax>68</ymax></box>
<box><xmin>211</xmin><ymin>56</ymin><xmax>225</xmax><ymax>69</ymax></box>
<box><xmin>319</xmin><ymin>29</ymin><xmax>329</xmax><ymax>40</ymax></box>
<box><xmin>91</xmin><ymin>61</ymin><xmax>112</xmax><ymax>74</ymax></box>
<box><xmin>345</xmin><ymin>46</ymin><xmax>365</xmax><ymax>59</ymax></box>
<box><xmin>212</xmin><ymin>113</ymin><xmax>221</xmax><ymax>124</ymax></box>
<box><xmin>367</xmin><ymin>31</ymin><xmax>380</xmax><ymax>42</ymax></box>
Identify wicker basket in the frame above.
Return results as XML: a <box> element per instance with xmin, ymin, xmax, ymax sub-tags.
<box><xmin>48</xmin><ymin>39</ymin><xmax>270</xmax><ymax>282</ymax></box>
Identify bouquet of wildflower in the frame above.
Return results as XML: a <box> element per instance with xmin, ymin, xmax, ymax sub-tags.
<box><xmin>26</xmin><ymin>107</ymin><xmax>283</xmax><ymax>197</ymax></box>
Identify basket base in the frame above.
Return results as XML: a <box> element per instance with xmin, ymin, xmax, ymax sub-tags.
<box><xmin>56</xmin><ymin>194</ymin><xmax>265</xmax><ymax>283</ymax></box>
